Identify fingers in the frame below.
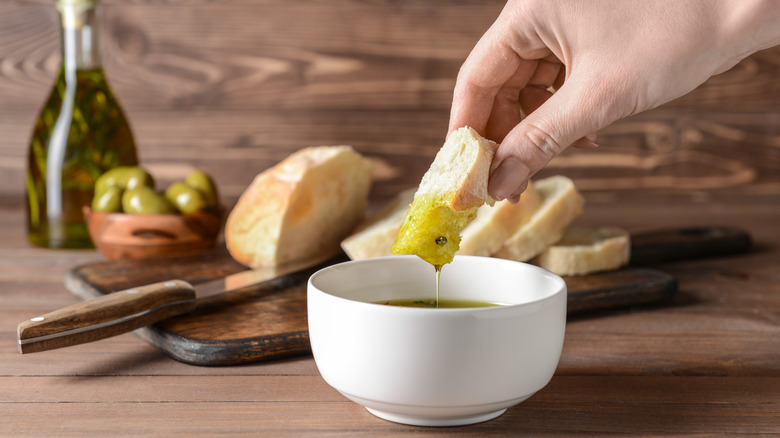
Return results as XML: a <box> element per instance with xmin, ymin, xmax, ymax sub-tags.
<box><xmin>488</xmin><ymin>77</ymin><xmax>606</xmax><ymax>201</ymax></box>
<box><xmin>448</xmin><ymin>33</ymin><xmax>523</xmax><ymax>136</ymax></box>
<box><xmin>488</xmin><ymin>157</ymin><xmax>531</xmax><ymax>203</ymax></box>
<box><xmin>518</xmin><ymin>85</ymin><xmax>553</xmax><ymax>117</ymax></box>
<box><xmin>573</xmin><ymin>132</ymin><xmax>599</xmax><ymax>149</ymax></box>
<box><xmin>450</xmin><ymin>35</ymin><xmax>562</xmax><ymax>140</ymax></box>
<box><xmin>528</xmin><ymin>59</ymin><xmax>562</xmax><ymax>89</ymax></box>
<box><xmin>483</xmin><ymin>60</ymin><xmax>537</xmax><ymax>143</ymax></box>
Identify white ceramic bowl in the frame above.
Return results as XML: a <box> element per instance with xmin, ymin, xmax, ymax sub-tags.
<box><xmin>307</xmin><ymin>255</ymin><xmax>567</xmax><ymax>426</ymax></box>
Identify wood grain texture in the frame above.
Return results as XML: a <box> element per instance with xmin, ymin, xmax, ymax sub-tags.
<box><xmin>3</xmin><ymin>194</ymin><xmax>780</xmax><ymax>434</ymax></box>
<box><xmin>64</xmin><ymin>251</ymin><xmax>341</xmax><ymax>365</ymax></box>
<box><xmin>17</xmin><ymin>279</ymin><xmax>197</xmax><ymax>354</ymax></box>
<box><xmin>1</xmin><ymin>0</ymin><xmax>779</xmax><ymax>434</ymax></box>
<box><xmin>1</xmin><ymin>1</ymin><xmax>779</xmax><ymax>208</ymax></box>
<box><xmin>55</xmin><ymin>226</ymin><xmax>753</xmax><ymax>365</ymax></box>
<box><xmin>1</xmin><ymin>376</ymin><xmax>778</xmax><ymax>435</ymax></box>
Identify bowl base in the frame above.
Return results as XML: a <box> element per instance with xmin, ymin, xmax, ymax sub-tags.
<box><xmin>365</xmin><ymin>407</ymin><xmax>507</xmax><ymax>427</ymax></box>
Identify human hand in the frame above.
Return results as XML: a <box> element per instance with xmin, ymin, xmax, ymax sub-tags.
<box><xmin>449</xmin><ymin>0</ymin><xmax>780</xmax><ymax>203</ymax></box>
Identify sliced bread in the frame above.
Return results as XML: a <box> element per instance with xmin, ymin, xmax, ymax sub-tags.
<box><xmin>533</xmin><ymin>225</ymin><xmax>631</xmax><ymax>275</ymax></box>
<box><xmin>391</xmin><ymin>126</ymin><xmax>498</xmax><ymax>266</ymax></box>
<box><xmin>494</xmin><ymin>175</ymin><xmax>584</xmax><ymax>262</ymax></box>
<box><xmin>458</xmin><ymin>180</ymin><xmax>542</xmax><ymax>257</ymax></box>
<box><xmin>341</xmin><ymin>188</ymin><xmax>415</xmax><ymax>260</ymax></box>
<box><xmin>342</xmin><ymin>181</ymin><xmax>540</xmax><ymax>261</ymax></box>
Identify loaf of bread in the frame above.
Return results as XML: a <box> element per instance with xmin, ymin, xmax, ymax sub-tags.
<box><xmin>391</xmin><ymin>126</ymin><xmax>497</xmax><ymax>266</ymax></box>
<box><xmin>494</xmin><ymin>175</ymin><xmax>584</xmax><ymax>262</ymax></box>
<box><xmin>533</xmin><ymin>225</ymin><xmax>630</xmax><ymax>275</ymax></box>
<box><xmin>340</xmin><ymin>188</ymin><xmax>415</xmax><ymax>260</ymax></box>
<box><xmin>225</xmin><ymin>145</ymin><xmax>372</xmax><ymax>268</ymax></box>
<box><xmin>458</xmin><ymin>180</ymin><xmax>542</xmax><ymax>257</ymax></box>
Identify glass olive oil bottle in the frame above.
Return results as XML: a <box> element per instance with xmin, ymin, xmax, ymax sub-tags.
<box><xmin>26</xmin><ymin>0</ymin><xmax>137</xmax><ymax>248</ymax></box>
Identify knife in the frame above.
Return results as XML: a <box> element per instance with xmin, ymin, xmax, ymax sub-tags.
<box><xmin>17</xmin><ymin>254</ymin><xmax>334</xmax><ymax>354</ymax></box>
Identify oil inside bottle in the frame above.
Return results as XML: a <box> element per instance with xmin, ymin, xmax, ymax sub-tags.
<box><xmin>26</xmin><ymin>0</ymin><xmax>137</xmax><ymax>249</ymax></box>
<box><xmin>27</xmin><ymin>68</ymin><xmax>137</xmax><ymax>248</ymax></box>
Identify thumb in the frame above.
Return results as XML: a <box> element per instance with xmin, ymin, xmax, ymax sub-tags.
<box><xmin>488</xmin><ymin>76</ymin><xmax>613</xmax><ymax>202</ymax></box>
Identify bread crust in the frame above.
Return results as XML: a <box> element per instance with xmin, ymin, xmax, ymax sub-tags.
<box><xmin>391</xmin><ymin>126</ymin><xmax>498</xmax><ymax>266</ymax></box>
<box><xmin>416</xmin><ymin>126</ymin><xmax>498</xmax><ymax>210</ymax></box>
<box><xmin>226</xmin><ymin>146</ymin><xmax>372</xmax><ymax>268</ymax></box>
<box><xmin>458</xmin><ymin>181</ymin><xmax>542</xmax><ymax>257</ymax></box>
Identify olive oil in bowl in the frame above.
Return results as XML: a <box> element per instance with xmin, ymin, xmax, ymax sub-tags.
<box><xmin>374</xmin><ymin>261</ymin><xmax>506</xmax><ymax>308</ymax></box>
<box><xmin>375</xmin><ymin>298</ymin><xmax>502</xmax><ymax>308</ymax></box>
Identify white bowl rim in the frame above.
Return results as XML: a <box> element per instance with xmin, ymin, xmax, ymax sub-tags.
<box><xmin>308</xmin><ymin>254</ymin><xmax>567</xmax><ymax>312</ymax></box>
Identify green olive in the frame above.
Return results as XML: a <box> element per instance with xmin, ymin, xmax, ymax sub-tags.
<box><xmin>122</xmin><ymin>186</ymin><xmax>175</xmax><ymax>215</ymax></box>
<box><xmin>91</xmin><ymin>185</ymin><xmax>123</xmax><ymax>213</ymax></box>
<box><xmin>165</xmin><ymin>182</ymin><xmax>208</xmax><ymax>214</ymax></box>
<box><xmin>185</xmin><ymin>169</ymin><xmax>219</xmax><ymax>209</ymax></box>
<box><xmin>95</xmin><ymin>166</ymin><xmax>155</xmax><ymax>195</ymax></box>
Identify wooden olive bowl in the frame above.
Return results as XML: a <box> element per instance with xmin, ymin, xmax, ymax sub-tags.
<box><xmin>84</xmin><ymin>206</ymin><xmax>222</xmax><ymax>260</ymax></box>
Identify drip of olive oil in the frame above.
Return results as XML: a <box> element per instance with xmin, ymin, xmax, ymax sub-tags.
<box><xmin>434</xmin><ymin>264</ymin><xmax>442</xmax><ymax>308</ymax></box>
<box><xmin>375</xmin><ymin>264</ymin><xmax>502</xmax><ymax>309</ymax></box>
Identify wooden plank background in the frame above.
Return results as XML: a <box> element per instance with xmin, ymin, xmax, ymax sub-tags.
<box><xmin>1</xmin><ymin>0</ymin><xmax>779</xmax><ymax>208</ymax></box>
<box><xmin>2</xmin><ymin>3</ymin><xmax>779</xmax><ymax>433</ymax></box>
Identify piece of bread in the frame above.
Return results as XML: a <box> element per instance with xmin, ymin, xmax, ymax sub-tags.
<box><xmin>533</xmin><ymin>225</ymin><xmax>630</xmax><ymax>276</ymax></box>
<box><xmin>414</xmin><ymin>126</ymin><xmax>498</xmax><ymax>212</ymax></box>
<box><xmin>494</xmin><ymin>175</ymin><xmax>584</xmax><ymax>262</ymax></box>
<box><xmin>341</xmin><ymin>188</ymin><xmax>415</xmax><ymax>260</ymax></box>
<box><xmin>391</xmin><ymin>126</ymin><xmax>498</xmax><ymax>266</ymax></box>
<box><xmin>458</xmin><ymin>180</ymin><xmax>542</xmax><ymax>257</ymax></box>
<box><xmin>225</xmin><ymin>145</ymin><xmax>372</xmax><ymax>268</ymax></box>
<box><xmin>345</xmin><ymin>180</ymin><xmax>542</xmax><ymax>261</ymax></box>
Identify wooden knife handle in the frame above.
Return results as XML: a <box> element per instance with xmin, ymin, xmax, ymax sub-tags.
<box><xmin>18</xmin><ymin>280</ymin><xmax>196</xmax><ymax>354</ymax></box>
<box><xmin>629</xmin><ymin>226</ymin><xmax>752</xmax><ymax>266</ymax></box>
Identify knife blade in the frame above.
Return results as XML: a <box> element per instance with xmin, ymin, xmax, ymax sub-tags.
<box><xmin>17</xmin><ymin>254</ymin><xmax>334</xmax><ymax>354</ymax></box>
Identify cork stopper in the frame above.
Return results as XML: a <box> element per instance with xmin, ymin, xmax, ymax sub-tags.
<box><xmin>56</xmin><ymin>0</ymin><xmax>98</xmax><ymax>29</ymax></box>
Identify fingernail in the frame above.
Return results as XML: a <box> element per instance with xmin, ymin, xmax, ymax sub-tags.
<box><xmin>488</xmin><ymin>157</ymin><xmax>530</xmax><ymax>201</ymax></box>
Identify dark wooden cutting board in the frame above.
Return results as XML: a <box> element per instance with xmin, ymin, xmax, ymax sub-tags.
<box><xmin>64</xmin><ymin>226</ymin><xmax>750</xmax><ymax>366</ymax></box>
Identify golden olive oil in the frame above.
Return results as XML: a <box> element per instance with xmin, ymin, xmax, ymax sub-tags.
<box><xmin>26</xmin><ymin>1</ymin><xmax>137</xmax><ymax>248</ymax></box>
<box><xmin>391</xmin><ymin>193</ymin><xmax>478</xmax><ymax>266</ymax></box>
<box><xmin>434</xmin><ymin>264</ymin><xmax>442</xmax><ymax>308</ymax></box>
<box><xmin>377</xmin><ymin>265</ymin><xmax>504</xmax><ymax>309</ymax></box>
<box><xmin>375</xmin><ymin>298</ymin><xmax>502</xmax><ymax>308</ymax></box>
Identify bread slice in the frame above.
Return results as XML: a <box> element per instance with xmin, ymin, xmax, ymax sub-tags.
<box><xmin>415</xmin><ymin>126</ymin><xmax>498</xmax><ymax>211</ymax></box>
<box><xmin>347</xmin><ymin>180</ymin><xmax>541</xmax><ymax>261</ymax></box>
<box><xmin>494</xmin><ymin>175</ymin><xmax>584</xmax><ymax>262</ymax></box>
<box><xmin>533</xmin><ymin>225</ymin><xmax>630</xmax><ymax>275</ymax></box>
<box><xmin>341</xmin><ymin>188</ymin><xmax>415</xmax><ymax>260</ymax></box>
<box><xmin>225</xmin><ymin>145</ymin><xmax>372</xmax><ymax>268</ymax></box>
<box><xmin>391</xmin><ymin>126</ymin><xmax>498</xmax><ymax>266</ymax></box>
<box><xmin>341</xmin><ymin>181</ymin><xmax>541</xmax><ymax>260</ymax></box>
<box><xmin>458</xmin><ymin>180</ymin><xmax>542</xmax><ymax>257</ymax></box>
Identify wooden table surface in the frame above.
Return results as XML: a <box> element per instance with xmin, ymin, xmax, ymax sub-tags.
<box><xmin>2</xmin><ymin>0</ymin><xmax>780</xmax><ymax>435</ymax></box>
<box><xmin>2</xmin><ymin>191</ymin><xmax>779</xmax><ymax>436</ymax></box>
